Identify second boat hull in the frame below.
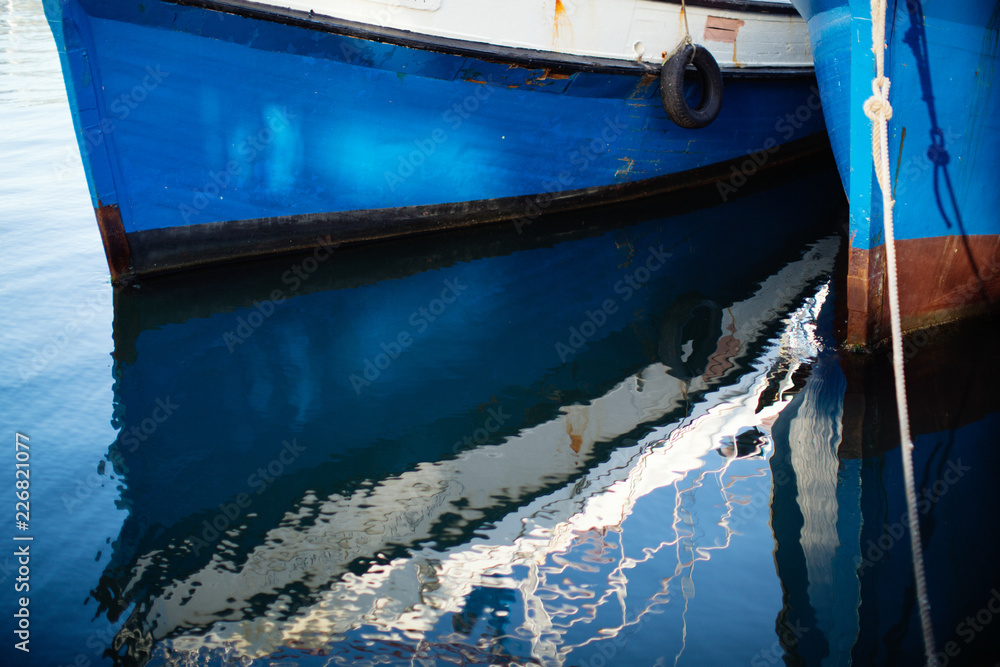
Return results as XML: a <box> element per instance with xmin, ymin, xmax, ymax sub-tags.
<box><xmin>793</xmin><ymin>0</ymin><xmax>1000</xmax><ymax>345</ymax></box>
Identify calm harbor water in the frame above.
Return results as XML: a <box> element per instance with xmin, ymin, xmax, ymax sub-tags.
<box><xmin>3</xmin><ymin>1</ymin><xmax>1000</xmax><ymax>666</ymax></box>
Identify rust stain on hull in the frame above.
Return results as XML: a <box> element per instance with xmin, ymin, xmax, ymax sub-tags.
<box><xmin>844</xmin><ymin>244</ymin><xmax>885</xmax><ymax>348</ymax></box>
<box><xmin>553</xmin><ymin>0</ymin><xmax>572</xmax><ymax>47</ymax></box>
<box><xmin>536</xmin><ymin>69</ymin><xmax>572</xmax><ymax>81</ymax></box>
<box><xmin>629</xmin><ymin>73</ymin><xmax>659</xmax><ymax>101</ymax></box>
<box><xmin>525</xmin><ymin>68</ymin><xmax>574</xmax><ymax>88</ymax></box>
<box><xmin>95</xmin><ymin>202</ymin><xmax>132</xmax><ymax>283</ymax></box>
<box><xmin>844</xmin><ymin>234</ymin><xmax>1000</xmax><ymax>347</ymax></box>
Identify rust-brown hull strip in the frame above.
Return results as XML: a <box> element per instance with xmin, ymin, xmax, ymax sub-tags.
<box><xmin>844</xmin><ymin>234</ymin><xmax>1000</xmax><ymax>348</ymax></box>
<box><xmin>95</xmin><ymin>202</ymin><xmax>133</xmax><ymax>282</ymax></box>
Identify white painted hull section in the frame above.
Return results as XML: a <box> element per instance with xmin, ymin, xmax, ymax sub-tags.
<box><xmin>251</xmin><ymin>0</ymin><xmax>811</xmax><ymax>69</ymax></box>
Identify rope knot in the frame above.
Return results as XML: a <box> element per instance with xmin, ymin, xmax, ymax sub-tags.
<box><xmin>863</xmin><ymin>76</ymin><xmax>893</xmax><ymax>123</ymax></box>
<box><xmin>863</xmin><ymin>95</ymin><xmax>893</xmax><ymax>123</ymax></box>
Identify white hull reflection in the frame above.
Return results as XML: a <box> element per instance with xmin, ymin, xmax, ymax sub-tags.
<box><xmin>132</xmin><ymin>238</ymin><xmax>838</xmax><ymax>665</ymax></box>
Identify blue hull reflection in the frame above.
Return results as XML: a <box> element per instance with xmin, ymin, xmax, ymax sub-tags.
<box><xmin>96</xmin><ymin>168</ymin><xmax>845</xmax><ymax>665</ymax></box>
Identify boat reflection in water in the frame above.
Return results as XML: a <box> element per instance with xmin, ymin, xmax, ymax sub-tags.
<box><xmin>91</xmin><ymin>162</ymin><xmax>999</xmax><ymax>666</ymax></box>
<box><xmin>812</xmin><ymin>314</ymin><xmax>1000</xmax><ymax>666</ymax></box>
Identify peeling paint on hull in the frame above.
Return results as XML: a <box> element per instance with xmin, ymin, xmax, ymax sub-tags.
<box><xmin>45</xmin><ymin>0</ymin><xmax>825</xmax><ymax>282</ymax></box>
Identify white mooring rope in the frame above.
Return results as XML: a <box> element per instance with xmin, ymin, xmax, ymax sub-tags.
<box><xmin>679</xmin><ymin>0</ymin><xmax>692</xmax><ymax>46</ymax></box>
<box><xmin>863</xmin><ymin>1</ymin><xmax>937</xmax><ymax>664</ymax></box>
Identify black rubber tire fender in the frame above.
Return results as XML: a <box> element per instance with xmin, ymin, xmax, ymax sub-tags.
<box><xmin>660</xmin><ymin>43</ymin><xmax>724</xmax><ymax>129</ymax></box>
<box><xmin>658</xmin><ymin>292</ymin><xmax>724</xmax><ymax>381</ymax></box>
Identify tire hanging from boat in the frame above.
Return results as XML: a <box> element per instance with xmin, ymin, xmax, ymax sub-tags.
<box><xmin>660</xmin><ymin>43</ymin><xmax>724</xmax><ymax>129</ymax></box>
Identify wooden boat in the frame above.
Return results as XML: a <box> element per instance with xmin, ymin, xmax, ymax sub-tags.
<box><xmin>43</xmin><ymin>0</ymin><xmax>826</xmax><ymax>282</ymax></box>
<box><xmin>789</xmin><ymin>0</ymin><xmax>1000</xmax><ymax>345</ymax></box>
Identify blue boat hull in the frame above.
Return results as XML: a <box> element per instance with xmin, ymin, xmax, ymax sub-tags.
<box><xmin>792</xmin><ymin>0</ymin><xmax>1000</xmax><ymax>345</ymax></box>
<box><xmin>44</xmin><ymin>0</ymin><xmax>829</xmax><ymax>281</ymax></box>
